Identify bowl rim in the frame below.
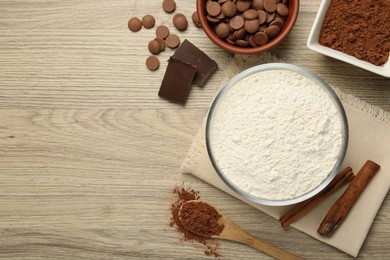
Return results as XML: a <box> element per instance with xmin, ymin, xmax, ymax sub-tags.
<box><xmin>196</xmin><ymin>0</ymin><xmax>300</xmax><ymax>54</ymax></box>
<box><xmin>306</xmin><ymin>0</ymin><xmax>390</xmax><ymax>77</ymax></box>
<box><xmin>205</xmin><ymin>63</ymin><xmax>349</xmax><ymax>206</ymax></box>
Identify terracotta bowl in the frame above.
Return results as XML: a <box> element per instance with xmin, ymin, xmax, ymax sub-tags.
<box><xmin>196</xmin><ymin>0</ymin><xmax>300</xmax><ymax>54</ymax></box>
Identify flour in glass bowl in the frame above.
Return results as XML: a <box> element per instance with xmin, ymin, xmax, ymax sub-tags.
<box><xmin>209</xmin><ymin>69</ymin><xmax>344</xmax><ymax>201</ymax></box>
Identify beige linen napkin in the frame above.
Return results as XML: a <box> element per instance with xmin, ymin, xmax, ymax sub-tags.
<box><xmin>181</xmin><ymin>54</ymin><xmax>390</xmax><ymax>257</ymax></box>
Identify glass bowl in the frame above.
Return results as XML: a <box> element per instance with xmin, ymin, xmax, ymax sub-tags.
<box><xmin>206</xmin><ymin>63</ymin><xmax>349</xmax><ymax>206</ymax></box>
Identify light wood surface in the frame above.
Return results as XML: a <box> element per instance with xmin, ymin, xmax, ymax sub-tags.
<box><xmin>0</xmin><ymin>0</ymin><xmax>389</xmax><ymax>259</ymax></box>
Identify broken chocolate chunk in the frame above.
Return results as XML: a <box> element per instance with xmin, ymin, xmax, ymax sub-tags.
<box><xmin>172</xmin><ymin>39</ymin><xmax>218</xmax><ymax>87</ymax></box>
<box><xmin>158</xmin><ymin>57</ymin><xmax>197</xmax><ymax>104</ymax></box>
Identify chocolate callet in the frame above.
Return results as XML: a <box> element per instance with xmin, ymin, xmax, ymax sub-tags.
<box><xmin>172</xmin><ymin>39</ymin><xmax>218</xmax><ymax>87</ymax></box>
<box><xmin>169</xmin><ymin>186</ymin><xmax>222</xmax><ymax>258</ymax></box>
<box><xmin>179</xmin><ymin>201</ymin><xmax>224</xmax><ymax>238</ymax></box>
<box><xmin>158</xmin><ymin>57</ymin><xmax>196</xmax><ymax>104</ymax></box>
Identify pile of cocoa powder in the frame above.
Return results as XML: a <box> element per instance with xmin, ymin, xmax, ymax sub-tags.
<box><xmin>169</xmin><ymin>186</ymin><xmax>222</xmax><ymax>257</ymax></box>
<box><xmin>319</xmin><ymin>0</ymin><xmax>390</xmax><ymax>66</ymax></box>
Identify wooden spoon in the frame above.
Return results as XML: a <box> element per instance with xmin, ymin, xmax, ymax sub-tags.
<box><xmin>179</xmin><ymin>200</ymin><xmax>303</xmax><ymax>260</ymax></box>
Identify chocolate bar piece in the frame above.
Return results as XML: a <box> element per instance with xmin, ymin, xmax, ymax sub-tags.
<box><xmin>172</xmin><ymin>39</ymin><xmax>218</xmax><ymax>87</ymax></box>
<box><xmin>158</xmin><ymin>57</ymin><xmax>197</xmax><ymax>104</ymax></box>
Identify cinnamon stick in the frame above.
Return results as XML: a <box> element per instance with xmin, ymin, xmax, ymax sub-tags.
<box><xmin>317</xmin><ymin>160</ymin><xmax>381</xmax><ymax>237</ymax></box>
<box><xmin>279</xmin><ymin>167</ymin><xmax>354</xmax><ymax>228</ymax></box>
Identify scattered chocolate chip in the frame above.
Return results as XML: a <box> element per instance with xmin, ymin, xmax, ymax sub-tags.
<box><xmin>154</xmin><ymin>37</ymin><xmax>166</xmax><ymax>51</ymax></box>
<box><xmin>173</xmin><ymin>13</ymin><xmax>188</xmax><ymax>31</ymax></box>
<box><xmin>166</xmin><ymin>34</ymin><xmax>181</xmax><ymax>49</ymax></box>
<box><xmin>192</xmin><ymin>11</ymin><xmax>202</xmax><ymax>28</ymax></box>
<box><xmin>156</xmin><ymin>25</ymin><xmax>170</xmax><ymax>39</ymax></box>
<box><xmin>142</xmin><ymin>15</ymin><xmax>155</xmax><ymax>29</ymax></box>
<box><xmin>172</xmin><ymin>39</ymin><xmax>218</xmax><ymax>87</ymax></box>
<box><xmin>158</xmin><ymin>57</ymin><xmax>197</xmax><ymax>104</ymax></box>
<box><xmin>148</xmin><ymin>40</ymin><xmax>161</xmax><ymax>54</ymax></box>
<box><xmin>162</xmin><ymin>0</ymin><xmax>176</xmax><ymax>13</ymax></box>
<box><xmin>128</xmin><ymin>17</ymin><xmax>142</xmax><ymax>32</ymax></box>
<box><xmin>146</xmin><ymin>56</ymin><xmax>160</xmax><ymax>71</ymax></box>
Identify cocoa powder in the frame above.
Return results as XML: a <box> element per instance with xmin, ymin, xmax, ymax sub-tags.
<box><xmin>169</xmin><ymin>186</ymin><xmax>222</xmax><ymax>257</ymax></box>
<box><xmin>179</xmin><ymin>201</ymin><xmax>224</xmax><ymax>238</ymax></box>
<box><xmin>319</xmin><ymin>0</ymin><xmax>390</xmax><ymax>66</ymax></box>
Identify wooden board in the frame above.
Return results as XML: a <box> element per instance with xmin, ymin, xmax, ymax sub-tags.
<box><xmin>0</xmin><ymin>0</ymin><xmax>389</xmax><ymax>259</ymax></box>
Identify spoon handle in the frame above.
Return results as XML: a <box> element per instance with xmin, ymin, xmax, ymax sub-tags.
<box><xmin>245</xmin><ymin>235</ymin><xmax>303</xmax><ymax>260</ymax></box>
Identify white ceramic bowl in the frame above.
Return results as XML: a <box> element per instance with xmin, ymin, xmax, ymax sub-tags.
<box><xmin>307</xmin><ymin>0</ymin><xmax>390</xmax><ymax>78</ymax></box>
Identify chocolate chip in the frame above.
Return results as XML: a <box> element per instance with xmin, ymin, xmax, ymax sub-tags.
<box><xmin>154</xmin><ymin>37</ymin><xmax>165</xmax><ymax>51</ymax></box>
<box><xmin>148</xmin><ymin>40</ymin><xmax>161</xmax><ymax>54</ymax></box>
<box><xmin>264</xmin><ymin>0</ymin><xmax>277</xmax><ymax>13</ymax></box>
<box><xmin>173</xmin><ymin>13</ymin><xmax>188</xmax><ymax>31</ymax></box>
<box><xmin>258</xmin><ymin>24</ymin><xmax>267</xmax><ymax>32</ymax></box>
<box><xmin>270</xmin><ymin>18</ymin><xmax>284</xmax><ymax>29</ymax></box>
<box><xmin>142</xmin><ymin>15</ymin><xmax>155</xmax><ymax>29</ymax></box>
<box><xmin>162</xmin><ymin>0</ymin><xmax>176</xmax><ymax>13</ymax></box>
<box><xmin>222</xmin><ymin>2</ymin><xmax>238</xmax><ymax>17</ymax></box>
<box><xmin>128</xmin><ymin>17</ymin><xmax>142</xmax><ymax>32</ymax></box>
<box><xmin>249</xmin><ymin>34</ymin><xmax>258</xmax><ymax>46</ymax></box>
<box><xmin>166</xmin><ymin>34</ymin><xmax>181</xmax><ymax>49</ymax></box>
<box><xmin>254</xmin><ymin>31</ymin><xmax>268</xmax><ymax>45</ymax></box>
<box><xmin>207</xmin><ymin>15</ymin><xmax>221</xmax><ymax>23</ymax></box>
<box><xmin>230</xmin><ymin>15</ymin><xmax>245</xmax><ymax>30</ymax></box>
<box><xmin>276</xmin><ymin>3</ymin><xmax>289</xmax><ymax>17</ymax></box>
<box><xmin>264</xmin><ymin>24</ymin><xmax>281</xmax><ymax>38</ymax></box>
<box><xmin>236</xmin><ymin>0</ymin><xmax>251</xmax><ymax>12</ymax></box>
<box><xmin>266</xmin><ymin>11</ymin><xmax>276</xmax><ymax>23</ymax></box>
<box><xmin>244</xmin><ymin>19</ymin><xmax>260</xmax><ymax>33</ymax></box>
<box><xmin>236</xmin><ymin>39</ymin><xmax>250</xmax><ymax>47</ymax></box>
<box><xmin>216</xmin><ymin>23</ymin><xmax>231</xmax><ymax>38</ymax></box>
<box><xmin>227</xmin><ymin>37</ymin><xmax>236</xmax><ymax>45</ymax></box>
<box><xmin>192</xmin><ymin>11</ymin><xmax>202</xmax><ymax>28</ymax></box>
<box><xmin>236</xmin><ymin>28</ymin><xmax>247</xmax><ymax>39</ymax></box>
<box><xmin>156</xmin><ymin>25</ymin><xmax>170</xmax><ymax>39</ymax></box>
<box><xmin>243</xmin><ymin>9</ymin><xmax>258</xmax><ymax>19</ymax></box>
<box><xmin>252</xmin><ymin>0</ymin><xmax>265</xmax><ymax>10</ymax></box>
<box><xmin>207</xmin><ymin>1</ymin><xmax>222</xmax><ymax>16</ymax></box>
<box><xmin>146</xmin><ymin>56</ymin><xmax>160</xmax><ymax>71</ymax></box>
<box><xmin>257</xmin><ymin>10</ymin><xmax>267</xmax><ymax>24</ymax></box>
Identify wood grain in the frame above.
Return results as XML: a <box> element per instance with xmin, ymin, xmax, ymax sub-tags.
<box><xmin>0</xmin><ymin>0</ymin><xmax>389</xmax><ymax>259</ymax></box>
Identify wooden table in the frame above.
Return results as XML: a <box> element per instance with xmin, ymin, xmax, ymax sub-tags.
<box><xmin>0</xmin><ymin>1</ymin><xmax>389</xmax><ymax>259</ymax></box>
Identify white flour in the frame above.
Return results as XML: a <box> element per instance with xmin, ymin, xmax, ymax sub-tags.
<box><xmin>209</xmin><ymin>69</ymin><xmax>343</xmax><ymax>200</ymax></box>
